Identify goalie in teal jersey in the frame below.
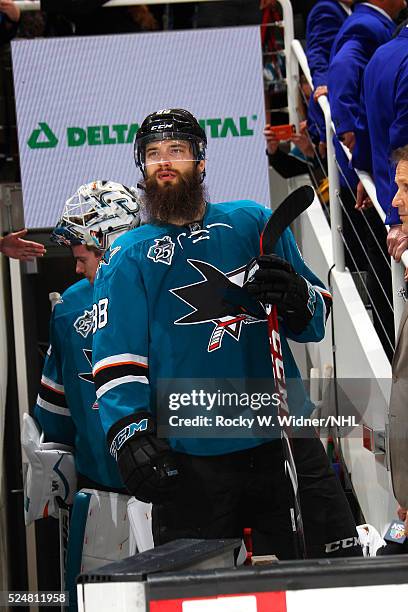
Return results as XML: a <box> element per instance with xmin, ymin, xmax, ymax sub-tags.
<box><xmin>35</xmin><ymin>180</ymin><xmax>141</xmax><ymax>491</ymax></box>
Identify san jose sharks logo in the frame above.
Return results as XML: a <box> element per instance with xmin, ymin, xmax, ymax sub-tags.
<box><xmin>74</xmin><ymin>309</ymin><xmax>93</xmax><ymax>338</ymax></box>
<box><xmin>170</xmin><ymin>259</ymin><xmax>266</xmax><ymax>352</ymax></box>
<box><xmin>147</xmin><ymin>236</ymin><xmax>175</xmax><ymax>265</ymax></box>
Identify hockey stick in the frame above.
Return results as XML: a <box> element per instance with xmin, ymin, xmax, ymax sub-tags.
<box><xmin>260</xmin><ymin>185</ymin><xmax>315</xmax><ymax>559</ymax></box>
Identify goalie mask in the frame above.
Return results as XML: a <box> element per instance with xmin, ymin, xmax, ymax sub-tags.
<box><xmin>51</xmin><ymin>180</ymin><xmax>141</xmax><ymax>251</ymax></box>
<box><xmin>134</xmin><ymin>109</ymin><xmax>207</xmax><ymax>180</ymax></box>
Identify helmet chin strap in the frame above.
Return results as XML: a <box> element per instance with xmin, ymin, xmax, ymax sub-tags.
<box><xmin>199</xmin><ymin>168</ymin><xmax>206</xmax><ymax>184</ymax></box>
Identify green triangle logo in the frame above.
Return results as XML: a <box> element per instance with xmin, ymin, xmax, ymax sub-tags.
<box><xmin>27</xmin><ymin>122</ymin><xmax>59</xmax><ymax>149</ymax></box>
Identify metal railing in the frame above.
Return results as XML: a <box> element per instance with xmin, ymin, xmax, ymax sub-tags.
<box><xmin>291</xmin><ymin>38</ymin><xmax>407</xmax><ymax>340</ymax></box>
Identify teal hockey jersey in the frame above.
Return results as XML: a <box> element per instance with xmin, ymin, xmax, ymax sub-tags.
<box><xmin>35</xmin><ymin>278</ymin><xmax>124</xmax><ymax>489</ymax></box>
<box><xmin>92</xmin><ymin>200</ymin><xmax>331</xmax><ymax>456</ymax></box>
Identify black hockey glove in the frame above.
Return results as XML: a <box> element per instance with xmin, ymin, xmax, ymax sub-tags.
<box><xmin>107</xmin><ymin>411</ymin><xmax>180</xmax><ymax>504</ymax></box>
<box><xmin>246</xmin><ymin>254</ymin><xmax>316</xmax><ymax>334</ymax></box>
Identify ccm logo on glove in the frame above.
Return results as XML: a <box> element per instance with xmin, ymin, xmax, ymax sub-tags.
<box><xmin>110</xmin><ymin>418</ymin><xmax>148</xmax><ymax>459</ymax></box>
<box><xmin>108</xmin><ymin>412</ymin><xmax>180</xmax><ymax>503</ymax></box>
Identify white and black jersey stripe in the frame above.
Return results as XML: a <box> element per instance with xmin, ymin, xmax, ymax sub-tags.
<box><xmin>37</xmin><ymin>375</ymin><xmax>70</xmax><ymax>417</ymax></box>
<box><xmin>93</xmin><ymin>353</ymin><xmax>149</xmax><ymax>399</ymax></box>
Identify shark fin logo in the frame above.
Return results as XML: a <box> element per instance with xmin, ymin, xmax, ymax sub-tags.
<box><xmin>170</xmin><ymin>259</ymin><xmax>266</xmax><ymax>352</ymax></box>
<box><xmin>27</xmin><ymin>122</ymin><xmax>59</xmax><ymax>149</ymax></box>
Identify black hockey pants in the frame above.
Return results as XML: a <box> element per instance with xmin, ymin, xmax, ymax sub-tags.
<box><xmin>152</xmin><ymin>434</ymin><xmax>362</xmax><ymax>559</ymax></box>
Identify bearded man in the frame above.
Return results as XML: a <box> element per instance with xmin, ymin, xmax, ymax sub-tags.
<box><xmin>91</xmin><ymin>109</ymin><xmax>361</xmax><ymax>559</ymax></box>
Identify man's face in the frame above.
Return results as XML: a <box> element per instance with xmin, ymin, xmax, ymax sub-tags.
<box><xmin>72</xmin><ymin>244</ymin><xmax>102</xmax><ymax>284</ymax></box>
<box><xmin>393</xmin><ymin>160</ymin><xmax>408</xmax><ymax>232</ymax></box>
<box><xmin>142</xmin><ymin>137</ymin><xmax>207</xmax><ymax>225</ymax></box>
<box><xmin>144</xmin><ymin>139</ymin><xmax>205</xmax><ymax>186</ymax></box>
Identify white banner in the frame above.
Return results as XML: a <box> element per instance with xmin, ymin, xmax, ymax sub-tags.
<box><xmin>11</xmin><ymin>27</ymin><xmax>269</xmax><ymax>229</ymax></box>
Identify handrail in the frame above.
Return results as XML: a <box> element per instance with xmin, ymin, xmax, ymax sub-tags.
<box><xmin>291</xmin><ymin>38</ymin><xmax>408</xmax><ymax>338</ymax></box>
<box><xmin>292</xmin><ymin>41</ymin><xmax>345</xmax><ymax>271</ymax></box>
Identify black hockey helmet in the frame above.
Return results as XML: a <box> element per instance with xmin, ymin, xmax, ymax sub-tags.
<box><xmin>134</xmin><ymin>108</ymin><xmax>207</xmax><ymax>178</ymax></box>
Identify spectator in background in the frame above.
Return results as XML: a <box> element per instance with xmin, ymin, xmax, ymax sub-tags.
<box><xmin>264</xmin><ymin>76</ymin><xmax>325</xmax><ymax>183</ymax></box>
<box><xmin>264</xmin><ymin>120</ymin><xmax>318</xmax><ymax>179</ymax></box>
<box><xmin>327</xmin><ymin>0</ymin><xmax>402</xmax><ymax>361</ymax></box>
<box><xmin>306</xmin><ymin>0</ymin><xmax>352</xmax><ymax>148</ymax></box>
<box><xmin>0</xmin><ymin>0</ymin><xmax>20</xmax><ymax>43</ymax></box>
<box><xmin>307</xmin><ymin>0</ymin><xmax>353</xmax><ymax>102</ymax></box>
<box><xmin>329</xmin><ymin>0</ymin><xmax>401</xmax><ymax>153</ymax></box>
<box><xmin>353</xmin><ymin>21</ymin><xmax>408</xmax><ymax>263</ymax></box>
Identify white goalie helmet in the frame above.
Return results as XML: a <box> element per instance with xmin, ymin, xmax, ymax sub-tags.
<box><xmin>51</xmin><ymin>180</ymin><xmax>141</xmax><ymax>251</ymax></box>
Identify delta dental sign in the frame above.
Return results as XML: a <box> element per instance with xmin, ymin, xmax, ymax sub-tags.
<box><xmin>28</xmin><ymin>116</ymin><xmax>258</xmax><ymax>149</ymax></box>
<box><xmin>12</xmin><ymin>27</ymin><xmax>268</xmax><ymax>229</ymax></box>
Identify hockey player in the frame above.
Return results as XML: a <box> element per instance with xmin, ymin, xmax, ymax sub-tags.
<box><xmin>92</xmin><ymin>110</ymin><xmax>361</xmax><ymax>559</ymax></box>
<box><xmin>34</xmin><ymin>180</ymin><xmax>141</xmax><ymax>606</ymax></box>
<box><xmin>35</xmin><ymin>180</ymin><xmax>141</xmax><ymax>491</ymax></box>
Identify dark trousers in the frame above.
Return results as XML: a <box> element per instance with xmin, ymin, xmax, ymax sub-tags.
<box><xmin>153</xmin><ymin>436</ymin><xmax>362</xmax><ymax>559</ymax></box>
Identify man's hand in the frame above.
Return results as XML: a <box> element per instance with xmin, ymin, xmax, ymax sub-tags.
<box><xmin>246</xmin><ymin>254</ymin><xmax>316</xmax><ymax>334</ymax></box>
<box><xmin>355</xmin><ymin>181</ymin><xmax>373</xmax><ymax>211</ymax></box>
<box><xmin>264</xmin><ymin>124</ymin><xmax>280</xmax><ymax>156</ymax></box>
<box><xmin>108</xmin><ymin>412</ymin><xmax>180</xmax><ymax>503</ymax></box>
<box><xmin>290</xmin><ymin>131</ymin><xmax>315</xmax><ymax>159</ymax></box>
<box><xmin>339</xmin><ymin>131</ymin><xmax>356</xmax><ymax>153</ymax></box>
<box><xmin>0</xmin><ymin>229</ymin><xmax>46</xmax><ymax>261</ymax></box>
<box><xmin>0</xmin><ymin>0</ymin><xmax>21</xmax><ymax>23</ymax></box>
<box><xmin>387</xmin><ymin>224</ymin><xmax>408</xmax><ymax>262</ymax></box>
<box><xmin>314</xmin><ymin>85</ymin><xmax>328</xmax><ymax>102</ymax></box>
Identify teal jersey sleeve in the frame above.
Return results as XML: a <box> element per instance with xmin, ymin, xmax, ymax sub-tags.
<box><xmin>92</xmin><ymin>246</ymin><xmax>151</xmax><ymax>438</ymax></box>
<box><xmin>34</xmin><ymin>313</ymin><xmax>76</xmax><ymax>447</ymax></box>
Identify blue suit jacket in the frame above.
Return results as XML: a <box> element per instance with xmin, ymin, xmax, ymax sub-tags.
<box><xmin>354</xmin><ymin>26</ymin><xmax>408</xmax><ymax>225</ymax></box>
<box><xmin>306</xmin><ymin>1</ymin><xmax>350</xmax><ymax>142</ymax></box>
<box><xmin>329</xmin><ymin>3</ymin><xmax>395</xmax><ymax>135</ymax></box>
<box><xmin>307</xmin><ymin>0</ymin><xmax>350</xmax><ymax>87</ymax></box>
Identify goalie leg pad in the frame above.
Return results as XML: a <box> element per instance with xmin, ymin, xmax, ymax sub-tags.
<box><xmin>21</xmin><ymin>413</ymin><xmax>76</xmax><ymax>525</ymax></box>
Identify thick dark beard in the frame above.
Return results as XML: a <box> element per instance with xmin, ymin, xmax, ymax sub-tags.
<box><xmin>143</xmin><ymin>167</ymin><xmax>207</xmax><ymax>225</ymax></box>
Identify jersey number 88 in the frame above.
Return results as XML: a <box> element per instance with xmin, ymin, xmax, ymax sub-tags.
<box><xmin>92</xmin><ymin>298</ymin><xmax>109</xmax><ymax>333</ymax></box>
